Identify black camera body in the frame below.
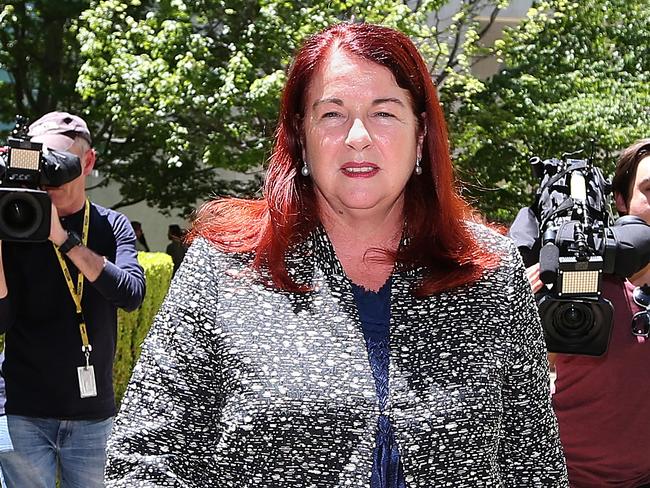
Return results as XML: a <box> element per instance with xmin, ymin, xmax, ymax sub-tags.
<box><xmin>0</xmin><ymin>116</ymin><xmax>82</xmax><ymax>242</ymax></box>
<box><xmin>510</xmin><ymin>152</ymin><xmax>650</xmax><ymax>356</ymax></box>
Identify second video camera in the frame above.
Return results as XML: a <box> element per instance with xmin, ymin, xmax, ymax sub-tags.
<box><xmin>510</xmin><ymin>151</ymin><xmax>650</xmax><ymax>356</ymax></box>
<box><xmin>0</xmin><ymin>116</ymin><xmax>82</xmax><ymax>242</ymax></box>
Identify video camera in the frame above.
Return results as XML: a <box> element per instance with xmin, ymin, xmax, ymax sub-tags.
<box><xmin>510</xmin><ymin>150</ymin><xmax>650</xmax><ymax>356</ymax></box>
<box><xmin>0</xmin><ymin>116</ymin><xmax>82</xmax><ymax>242</ymax></box>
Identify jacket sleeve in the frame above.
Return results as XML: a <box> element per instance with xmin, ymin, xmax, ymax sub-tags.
<box><xmin>90</xmin><ymin>212</ymin><xmax>145</xmax><ymax>311</ymax></box>
<box><xmin>498</xmin><ymin>242</ymin><xmax>569</xmax><ymax>487</ymax></box>
<box><xmin>104</xmin><ymin>238</ymin><xmax>221</xmax><ymax>487</ymax></box>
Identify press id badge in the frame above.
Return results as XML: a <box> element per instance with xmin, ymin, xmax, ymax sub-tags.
<box><xmin>77</xmin><ymin>365</ymin><xmax>98</xmax><ymax>398</ymax></box>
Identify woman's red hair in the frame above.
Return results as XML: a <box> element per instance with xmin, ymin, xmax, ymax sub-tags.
<box><xmin>189</xmin><ymin>22</ymin><xmax>499</xmax><ymax>296</ymax></box>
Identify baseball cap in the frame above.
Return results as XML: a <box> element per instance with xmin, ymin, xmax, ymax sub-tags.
<box><xmin>27</xmin><ymin>111</ymin><xmax>92</xmax><ymax>151</ymax></box>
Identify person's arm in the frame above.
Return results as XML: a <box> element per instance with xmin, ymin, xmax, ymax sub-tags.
<box><xmin>498</xmin><ymin>246</ymin><xmax>568</xmax><ymax>486</ymax></box>
<box><xmin>87</xmin><ymin>212</ymin><xmax>145</xmax><ymax>311</ymax></box>
<box><xmin>50</xmin><ymin>205</ymin><xmax>145</xmax><ymax>311</ymax></box>
<box><xmin>526</xmin><ymin>262</ymin><xmax>544</xmax><ymax>294</ymax></box>
<box><xmin>50</xmin><ymin>218</ymin><xmax>106</xmax><ymax>282</ymax></box>
<box><xmin>104</xmin><ymin>238</ymin><xmax>220</xmax><ymax>487</ymax></box>
<box><xmin>524</xmin><ymin>263</ymin><xmax>557</xmax><ymax>369</ymax></box>
<box><xmin>0</xmin><ymin>241</ymin><xmax>15</xmax><ymax>333</ymax></box>
<box><xmin>0</xmin><ymin>242</ymin><xmax>6</xmax><ymax>299</ymax></box>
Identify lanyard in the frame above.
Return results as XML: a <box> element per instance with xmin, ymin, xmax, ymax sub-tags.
<box><xmin>53</xmin><ymin>199</ymin><xmax>92</xmax><ymax>363</ymax></box>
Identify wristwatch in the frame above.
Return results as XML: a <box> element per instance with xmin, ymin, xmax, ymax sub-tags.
<box><xmin>58</xmin><ymin>230</ymin><xmax>82</xmax><ymax>254</ymax></box>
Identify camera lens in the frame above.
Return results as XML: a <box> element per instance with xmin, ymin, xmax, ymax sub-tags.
<box><xmin>554</xmin><ymin>302</ymin><xmax>594</xmax><ymax>337</ymax></box>
<box><xmin>0</xmin><ymin>191</ymin><xmax>44</xmax><ymax>239</ymax></box>
<box><xmin>3</xmin><ymin>198</ymin><xmax>37</xmax><ymax>231</ymax></box>
<box><xmin>538</xmin><ymin>295</ymin><xmax>613</xmax><ymax>355</ymax></box>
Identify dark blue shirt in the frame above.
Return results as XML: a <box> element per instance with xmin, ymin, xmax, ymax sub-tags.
<box><xmin>352</xmin><ymin>279</ymin><xmax>407</xmax><ymax>488</ymax></box>
<box><xmin>0</xmin><ymin>202</ymin><xmax>145</xmax><ymax>419</ymax></box>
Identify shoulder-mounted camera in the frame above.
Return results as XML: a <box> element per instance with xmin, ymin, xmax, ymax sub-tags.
<box><xmin>510</xmin><ymin>149</ymin><xmax>650</xmax><ymax>356</ymax></box>
<box><xmin>0</xmin><ymin>116</ymin><xmax>82</xmax><ymax>242</ymax></box>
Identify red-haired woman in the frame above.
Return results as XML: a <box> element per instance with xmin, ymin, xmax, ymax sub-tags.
<box><xmin>105</xmin><ymin>23</ymin><xmax>568</xmax><ymax>487</ymax></box>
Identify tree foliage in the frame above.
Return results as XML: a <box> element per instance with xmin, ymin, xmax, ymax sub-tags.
<box><xmin>0</xmin><ymin>1</ymin><xmax>89</xmax><ymax>123</ymax></box>
<box><xmin>1</xmin><ymin>1</ymin><xmax>647</xmax><ymax>220</ymax></box>
<box><xmin>451</xmin><ymin>0</ymin><xmax>650</xmax><ymax>222</ymax></box>
<box><xmin>73</xmin><ymin>0</ymin><xmax>508</xmax><ymax>215</ymax></box>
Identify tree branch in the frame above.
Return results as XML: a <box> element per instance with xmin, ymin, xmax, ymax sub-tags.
<box><xmin>436</xmin><ymin>14</ymin><xmax>465</xmax><ymax>85</ymax></box>
<box><xmin>477</xmin><ymin>6</ymin><xmax>501</xmax><ymax>41</ymax></box>
<box><xmin>110</xmin><ymin>196</ymin><xmax>146</xmax><ymax>210</ymax></box>
<box><xmin>431</xmin><ymin>11</ymin><xmax>444</xmax><ymax>76</ymax></box>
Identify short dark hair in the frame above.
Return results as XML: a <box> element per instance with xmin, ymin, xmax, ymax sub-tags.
<box><xmin>612</xmin><ymin>138</ymin><xmax>650</xmax><ymax>205</ymax></box>
<box><xmin>169</xmin><ymin>224</ymin><xmax>183</xmax><ymax>238</ymax></box>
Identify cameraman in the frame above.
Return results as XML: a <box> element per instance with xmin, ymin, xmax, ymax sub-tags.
<box><xmin>0</xmin><ymin>112</ymin><xmax>145</xmax><ymax>487</ymax></box>
<box><xmin>527</xmin><ymin>139</ymin><xmax>650</xmax><ymax>488</ymax></box>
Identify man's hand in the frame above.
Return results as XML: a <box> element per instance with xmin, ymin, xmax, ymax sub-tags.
<box><xmin>48</xmin><ymin>204</ymin><xmax>68</xmax><ymax>246</ymax></box>
<box><xmin>526</xmin><ymin>263</ymin><xmax>544</xmax><ymax>294</ymax></box>
<box><xmin>47</xmin><ymin>202</ymin><xmax>106</xmax><ymax>282</ymax></box>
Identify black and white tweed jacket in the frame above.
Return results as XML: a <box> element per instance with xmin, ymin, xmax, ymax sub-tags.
<box><xmin>105</xmin><ymin>224</ymin><xmax>568</xmax><ymax>487</ymax></box>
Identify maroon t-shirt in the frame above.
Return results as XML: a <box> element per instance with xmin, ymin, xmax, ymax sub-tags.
<box><xmin>553</xmin><ymin>277</ymin><xmax>650</xmax><ymax>488</ymax></box>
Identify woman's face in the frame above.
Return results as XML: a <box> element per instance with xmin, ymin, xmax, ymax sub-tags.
<box><xmin>302</xmin><ymin>48</ymin><xmax>423</xmax><ymax>220</ymax></box>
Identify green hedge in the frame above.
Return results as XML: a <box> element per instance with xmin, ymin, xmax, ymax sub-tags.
<box><xmin>114</xmin><ymin>251</ymin><xmax>173</xmax><ymax>404</ymax></box>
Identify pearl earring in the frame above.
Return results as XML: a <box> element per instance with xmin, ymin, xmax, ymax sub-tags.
<box><xmin>415</xmin><ymin>158</ymin><xmax>422</xmax><ymax>176</ymax></box>
<box><xmin>301</xmin><ymin>162</ymin><xmax>310</xmax><ymax>177</ymax></box>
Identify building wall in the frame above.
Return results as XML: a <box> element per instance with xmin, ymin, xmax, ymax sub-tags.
<box><xmin>86</xmin><ymin>173</ymin><xmax>189</xmax><ymax>253</ymax></box>
<box><xmin>473</xmin><ymin>0</ymin><xmax>533</xmax><ymax>79</ymax></box>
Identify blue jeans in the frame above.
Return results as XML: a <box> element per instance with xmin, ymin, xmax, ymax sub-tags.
<box><xmin>0</xmin><ymin>415</ymin><xmax>113</xmax><ymax>488</ymax></box>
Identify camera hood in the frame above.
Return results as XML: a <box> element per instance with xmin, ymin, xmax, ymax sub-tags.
<box><xmin>606</xmin><ymin>215</ymin><xmax>650</xmax><ymax>278</ymax></box>
<box><xmin>40</xmin><ymin>149</ymin><xmax>82</xmax><ymax>187</ymax></box>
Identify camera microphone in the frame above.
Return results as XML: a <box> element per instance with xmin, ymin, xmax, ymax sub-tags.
<box><xmin>539</xmin><ymin>243</ymin><xmax>560</xmax><ymax>284</ymax></box>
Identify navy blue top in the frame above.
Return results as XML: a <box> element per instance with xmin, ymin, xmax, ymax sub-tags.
<box><xmin>0</xmin><ymin>202</ymin><xmax>145</xmax><ymax>419</ymax></box>
<box><xmin>351</xmin><ymin>279</ymin><xmax>407</xmax><ymax>488</ymax></box>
